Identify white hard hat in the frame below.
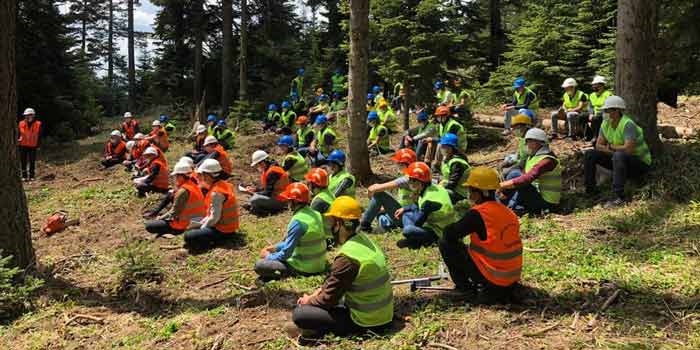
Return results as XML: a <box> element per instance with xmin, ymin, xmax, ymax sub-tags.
<box><xmin>133</xmin><ymin>133</ymin><xmax>145</xmax><ymax>140</ymax></box>
<box><xmin>143</xmin><ymin>147</ymin><xmax>159</xmax><ymax>157</ymax></box>
<box><xmin>250</xmin><ymin>150</ymin><xmax>269</xmax><ymax>166</ymax></box>
<box><xmin>171</xmin><ymin>161</ymin><xmax>194</xmax><ymax>176</ymax></box>
<box><xmin>126</xmin><ymin>141</ymin><xmax>136</xmax><ymax>151</ymax></box>
<box><xmin>591</xmin><ymin>75</ymin><xmax>607</xmax><ymax>85</ymax></box>
<box><xmin>23</xmin><ymin>108</ymin><xmax>36</xmax><ymax>116</ymax></box>
<box><xmin>196</xmin><ymin>124</ymin><xmax>207</xmax><ymax>134</ymax></box>
<box><xmin>561</xmin><ymin>78</ymin><xmax>578</xmax><ymax>88</ymax></box>
<box><xmin>197</xmin><ymin>159</ymin><xmax>222</xmax><ymax>174</ymax></box>
<box><xmin>203</xmin><ymin>135</ymin><xmax>218</xmax><ymax>146</ymax></box>
<box><xmin>124</xmin><ymin>112</ymin><xmax>133</xmax><ymax>118</ymax></box>
<box><xmin>602</xmin><ymin>95</ymin><xmax>626</xmax><ymax>110</ymax></box>
<box><xmin>178</xmin><ymin>156</ymin><xmax>194</xmax><ymax>167</ymax></box>
<box><xmin>524</xmin><ymin>128</ymin><xmax>548</xmax><ymax>143</ymax></box>
<box><xmin>152</xmin><ymin>120</ymin><xmax>161</xmax><ymax>127</ymax></box>
<box><xmin>110</xmin><ymin>130</ymin><xmax>122</xmax><ymax>137</ymax></box>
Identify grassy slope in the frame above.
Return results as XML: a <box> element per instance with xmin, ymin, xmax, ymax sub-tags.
<box><xmin>1</xmin><ymin>117</ymin><xmax>699</xmax><ymax>350</ymax></box>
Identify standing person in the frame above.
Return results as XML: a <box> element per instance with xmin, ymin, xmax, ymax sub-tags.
<box><xmin>160</xmin><ymin>115</ymin><xmax>176</xmax><ymax>133</ymax></box>
<box><xmin>306</xmin><ymin>168</ymin><xmax>335</xmax><ymax>215</ymax></box>
<box><xmin>500</xmin><ymin>77</ymin><xmax>538</xmax><ymax>136</ymax></box>
<box><xmin>102</xmin><ymin>130</ymin><xmax>127</xmax><ymax>169</ymax></box>
<box><xmin>583</xmin><ymin>96</ymin><xmax>652</xmax><ymax>207</ymax></box>
<box><xmin>264</xmin><ymin>104</ymin><xmax>281</xmax><ymax>132</ymax></box>
<box><xmin>291</xmin><ymin>196</ymin><xmax>394</xmax><ymax>339</ymax></box>
<box><xmin>17</xmin><ymin>108</ymin><xmax>42</xmax><ymax>181</ymax></box>
<box><xmin>134</xmin><ymin>147</ymin><xmax>170</xmax><ymax>197</ymax></box>
<box><xmin>147</xmin><ymin>120</ymin><xmax>170</xmax><ymax>152</ymax></box>
<box><xmin>440</xmin><ymin>167</ymin><xmax>522</xmax><ymax>301</ymax></box>
<box><xmin>278</xmin><ymin>135</ymin><xmax>309</xmax><ymax>182</ymax></box>
<box><xmin>255</xmin><ymin>182</ymin><xmax>328</xmax><ymax>282</ymax></box>
<box><xmin>438</xmin><ymin>133</ymin><xmax>471</xmax><ymax>204</ymax></box>
<box><xmin>584</xmin><ymin>76</ymin><xmax>613</xmax><ymax>142</ymax></box>
<box><xmin>309</xmin><ymin>115</ymin><xmax>337</xmax><ymax>165</ymax></box>
<box><xmin>279</xmin><ymin>101</ymin><xmax>298</xmax><ymax>135</ymax></box>
<box><xmin>213</xmin><ymin>120</ymin><xmax>235</xmax><ymax>150</ymax></box>
<box><xmin>550</xmin><ymin>78</ymin><xmax>588</xmax><ymax>139</ymax></box>
<box><xmin>121</xmin><ymin>112</ymin><xmax>140</xmax><ymax>140</ymax></box>
<box><xmin>183</xmin><ymin>159</ymin><xmax>240</xmax><ymax>248</ymax></box>
<box><xmin>243</xmin><ymin>150</ymin><xmax>290</xmax><ymax>216</ymax></box>
<box><xmin>322</xmin><ymin>150</ymin><xmax>356</xmax><ymax>198</ymax></box>
<box><xmin>201</xmin><ymin>136</ymin><xmax>233</xmax><ymax>178</ymax></box>
<box><xmin>295</xmin><ymin>116</ymin><xmax>315</xmax><ymax>156</ymax></box>
<box><xmin>291</xmin><ymin>68</ymin><xmax>305</xmax><ymax>99</ymax></box>
<box><xmin>367</xmin><ymin>112</ymin><xmax>392</xmax><ymax>155</ymax></box>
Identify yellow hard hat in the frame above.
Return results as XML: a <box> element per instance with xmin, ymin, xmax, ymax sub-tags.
<box><xmin>377</xmin><ymin>99</ymin><xmax>388</xmax><ymax>108</ymax></box>
<box><xmin>325</xmin><ymin>196</ymin><xmax>362</xmax><ymax>220</ymax></box>
<box><xmin>511</xmin><ymin>114</ymin><xmax>532</xmax><ymax>127</ymax></box>
<box><xmin>464</xmin><ymin>166</ymin><xmax>500</xmax><ymax>190</ymax></box>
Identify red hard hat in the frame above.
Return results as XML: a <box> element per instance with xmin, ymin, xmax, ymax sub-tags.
<box><xmin>296</xmin><ymin>116</ymin><xmax>309</xmax><ymax>125</ymax></box>
<box><xmin>435</xmin><ymin>106</ymin><xmax>451</xmax><ymax>117</ymax></box>
<box><xmin>403</xmin><ymin>162</ymin><xmax>432</xmax><ymax>183</ymax></box>
<box><xmin>391</xmin><ymin>148</ymin><xmax>417</xmax><ymax>165</ymax></box>
<box><xmin>304</xmin><ymin>167</ymin><xmax>329</xmax><ymax>187</ymax></box>
<box><xmin>280</xmin><ymin>182</ymin><xmax>311</xmax><ymax>203</ymax></box>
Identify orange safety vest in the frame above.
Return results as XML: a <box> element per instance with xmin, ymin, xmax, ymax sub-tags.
<box><xmin>468</xmin><ymin>201</ymin><xmax>523</xmax><ymax>287</ymax></box>
<box><xmin>169</xmin><ymin>180</ymin><xmax>207</xmax><ymax>230</ymax></box>
<box><xmin>132</xmin><ymin>139</ymin><xmax>148</xmax><ymax>159</ymax></box>
<box><xmin>122</xmin><ymin>120</ymin><xmax>138</xmax><ymax>139</ymax></box>
<box><xmin>18</xmin><ymin>120</ymin><xmax>42</xmax><ymax>148</ymax></box>
<box><xmin>207</xmin><ymin>180</ymin><xmax>240</xmax><ymax>233</ymax></box>
<box><xmin>106</xmin><ymin>140</ymin><xmax>126</xmax><ymax>158</ymax></box>
<box><xmin>213</xmin><ymin>144</ymin><xmax>233</xmax><ymax>175</ymax></box>
<box><xmin>150</xmin><ymin>129</ymin><xmax>170</xmax><ymax>151</ymax></box>
<box><xmin>148</xmin><ymin>158</ymin><xmax>170</xmax><ymax>190</ymax></box>
<box><xmin>261</xmin><ymin>165</ymin><xmax>289</xmax><ymax>201</ymax></box>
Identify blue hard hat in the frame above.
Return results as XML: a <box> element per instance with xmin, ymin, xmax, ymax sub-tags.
<box><xmin>372</xmin><ymin>85</ymin><xmax>381</xmax><ymax>94</ymax></box>
<box><xmin>518</xmin><ymin>108</ymin><xmax>535</xmax><ymax>120</ymax></box>
<box><xmin>159</xmin><ymin>115</ymin><xmax>169</xmax><ymax>122</ymax></box>
<box><xmin>207</xmin><ymin>114</ymin><xmax>217</xmax><ymax>122</ymax></box>
<box><xmin>281</xmin><ymin>101</ymin><xmax>291</xmax><ymax>109</ymax></box>
<box><xmin>440</xmin><ymin>133</ymin><xmax>459</xmax><ymax>148</ymax></box>
<box><xmin>367</xmin><ymin>93</ymin><xmax>375</xmax><ymax>100</ymax></box>
<box><xmin>277</xmin><ymin>135</ymin><xmax>295</xmax><ymax>147</ymax></box>
<box><xmin>513</xmin><ymin>77</ymin><xmax>526</xmax><ymax>88</ymax></box>
<box><xmin>314</xmin><ymin>115</ymin><xmax>328</xmax><ymax>125</ymax></box>
<box><xmin>268</xmin><ymin>104</ymin><xmax>278</xmax><ymax>111</ymax></box>
<box><xmin>319</xmin><ymin>94</ymin><xmax>329</xmax><ymax>101</ymax></box>
<box><xmin>434</xmin><ymin>81</ymin><xmax>444</xmax><ymax>90</ymax></box>
<box><xmin>367</xmin><ymin>111</ymin><xmax>379</xmax><ymax>122</ymax></box>
<box><xmin>216</xmin><ymin>120</ymin><xmax>226</xmax><ymax>127</ymax></box>
<box><xmin>326</xmin><ymin>149</ymin><xmax>346</xmax><ymax>166</ymax></box>
<box><xmin>417</xmin><ymin>111</ymin><xmax>429</xmax><ymax>122</ymax></box>
<box><xmin>298</xmin><ymin>68</ymin><xmax>305</xmax><ymax>76</ymax></box>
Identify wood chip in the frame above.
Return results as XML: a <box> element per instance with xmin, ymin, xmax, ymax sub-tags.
<box><xmin>428</xmin><ymin>342</ymin><xmax>459</xmax><ymax>350</ymax></box>
<box><xmin>199</xmin><ymin>276</ymin><xmax>232</xmax><ymax>290</ymax></box>
<box><xmin>64</xmin><ymin>314</ymin><xmax>104</xmax><ymax>326</ymax></box>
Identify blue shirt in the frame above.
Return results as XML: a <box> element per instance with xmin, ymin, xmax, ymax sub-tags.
<box><xmin>266</xmin><ymin>219</ymin><xmax>308</xmax><ymax>261</ymax></box>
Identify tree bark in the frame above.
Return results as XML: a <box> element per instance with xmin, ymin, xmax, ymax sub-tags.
<box><xmin>347</xmin><ymin>0</ymin><xmax>371</xmax><ymax>182</ymax></box>
<box><xmin>221</xmin><ymin>0</ymin><xmax>233</xmax><ymax>117</ymax></box>
<box><xmin>239</xmin><ymin>0</ymin><xmax>248</xmax><ymax>102</ymax></box>
<box><xmin>0</xmin><ymin>0</ymin><xmax>35</xmax><ymax>269</ymax></box>
<box><xmin>193</xmin><ymin>0</ymin><xmax>204</xmax><ymax>108</ymax></box>
<box><xmin>127</xmin><ymin>0</ymin><xmax>136</xmax><ymax>111</ymax></box>
<box><xmin>488</xmin><ymin>0</ymin><xmax>505</xmax><ymax>69</ymax></box>
<box><xmin>616</xmin><ymin>0</ymin><xmax>660</xmax><ymax>154</ymax></box>
<box><xmin>107</xmin><ymin>0</ymin><xmax>114</xmax><ymax>116</ymax></box>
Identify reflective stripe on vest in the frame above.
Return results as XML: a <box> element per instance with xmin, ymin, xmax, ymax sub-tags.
<box><xmin>349</xmin><ymin>272</ymin><xmax>391</xmax><ymax>292</ymax></box>
<box><xmin>296</xmin><ymin>127</ymin><xmax>314</xmax><ymax>147</ymax></box>
<box><xmin>149</xmin><ymin>158</ymin><xmax>170</xmax><ymax>190</ymax></box>
<box><xmin>440</xmin><ymin>119</ymin><xmax>467</xmax><ymax>151</ymax></box>
<box><xmin>524</xmin><ymin>153</ymin><xmax>562</xmax><ymax>205</ymax></box>
<box><xmin>589</xmin><ymin>90</ymin><xmax>612</xmax><ymax>114</ymax></box>
<box><xmin>286</xmin><ymin>207</ymin><xmax>327</xmax><ymax>274</ymax></box>
<box><xmin>207</xmin><ymin>181</ymin><xmax>239</xmax><ymax>233</ymax></box>
<box><xmin>563</xmin><ymin>90</ymin><xmax>586</xmax><ymax>109</ymax></box>
<box><xmin>368</xmin><ymin>125</ymin><xmax>390</xmax><ymax>151</ymax></box>
<box><xmin>601</xmin><ymin>115</ymin><xmax>652</xmax><ymax>166</ymax></box>
<box><xmin>345</xmin><ymin>293</ymin><xmax>393</xmax><ymax>312</ymax></box>
<box><xmin>440</xmin><ymin>156</ymin><xmax>471</xmax><ymax>198</ymax></box>
<box><xmin>313</xmin><ymin>189</ymin><xmax>335</xmax><ymax>211</ymax></box>
<box><xmin>267</xmin><ymin>111</ymin><xmax>281</xmax><ymax>123</ymax></box>
<box><xmin>397</xmin><ymin>187</ymin><xmax>414</xmax><ymax>206</ymax></box>
<box><xmin>377</xmin><ymin>109</ymin><xmax>398</xmax><ymax>132</ymax></box>
<box><xmin>514</xmin><ymin>87</ymin><xmax>539</xmax><ymax>111</ymax></box>
<box><xmin>122</xmin><ymin>120</ymin><xmax>137</xmax><ymax>139</ymax></box>
<box><xmin>170</xmin><ymin>181</ymin><xmax>206</xmax><ymax>230</ymax></box>
<box><xmin>284</xmin><ymin>152</ymin><xmax>309</xmax><ymax>182</ymax></box>
<box><xmin>281</xmin><ymin>110</ymin><xmax>297</xmax><ymax>127</ymax></box>
<box><xmin>261</xmin><ymin>165</ymin><xmax>290</xmax><ymax>201</ymax></box>
<box><xmin>418</xmin><ymin>184</ymin><xmax>456</xmax><ymax>238</ymax></box>
<box><xmin>316</xmin><ymin>127</ymin><xmax>337</xmax><ymax>155</ymax></box>
<box><xmin>19</xmin><ymin>120</ymin><xmax>41</xmax><ymax>148</ymax></box>
<box><xmin>328</xmin><ymin>170</ymin><xmax>356</xmax><ymax>197</ymax></box>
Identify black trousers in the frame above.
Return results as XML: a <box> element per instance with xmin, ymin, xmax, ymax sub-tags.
<box><xmin>136</xmin><ymin>184</ymin><xmax>169</xmax><ymax>197</ymax></box>
<box><xmin>19</xmin><ymin>146</ymin><xmax>37</xmax><ymax>178</ymax></box>
<box><xmin>101</xmin><ymin>158</ymin><xmax>123</xmax><ymax>168</ymax></box>
<box><xmin>584</xmin><ymin>149</ymin><xmax>650</xmax><ymax>199</ymax></box>
<box><xmin>292</xmin><ymin>305</ymin><xmax>390</xmax><ymax>337</ymax></box>
<box><xmin>144</xmin><ymin>219</ymin><xmax>184</xmax><ymax>235</ymax></box>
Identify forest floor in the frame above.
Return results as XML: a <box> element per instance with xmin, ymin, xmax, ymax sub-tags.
<box><xmin>2</xmin><ymin>102</ymin><xmax>700</xmax><ymax>350</ymax></box>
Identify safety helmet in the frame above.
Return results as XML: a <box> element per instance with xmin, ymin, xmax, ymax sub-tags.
<box><xmin>152</xmin><ymin>120</ymin><xmax>161</xmax><ymax>127</ymax></box>
<box><xmin>562</xmin><ymin>78</ymin><xmax>578</xmax><ymax>88</ymax></box>
<box><xmin>207</xmin><ymin>114</ymin><xmax>217</xmax><ymax>122</ymax></box>
<box><xmin>126</xmin><ymin>141</ymin><xmax>136</xmax><ymax>151</ymax></box>
<box><xmin>159</xmin><ymin>115</ymin><xmax>169</xmax><ymax>122</ymax></box>
<box><xmin>123</xmin><ymin>111</ymin><xmax>132</xmax><ymax>118</ymax></box>
<box><xmin>464</xmin><ymin>166</ymin><xmax>500</xmax><ymax>190</ymax></box>
<box><xmin>591</xmin><ymin>75</ymin><xmax>607</xmax><ymax>85</ymax></box>
<box><xmin>110</xmin><ymin>130</ymin><xmax>122</xmax><ymax>137</ymax></box>
<box><xmin>404</xmin><ymin>162</ymin><xmax>432</xmax><ymax>183</ymax></box>
<box><xmin>305</xmin><ymin>168</ymin><xmax>329</xmax><ymax>187</ymax></box>
<box><xmin>524</xmin><ymin>128</ymin><xmax>548</xmax><ymax>143</ymax></box>
<box><xmin>434</xmin><ymin>81</ymin><xmax>444</xmax><ymax>90</ymax></box>
<box><xmin>319</xmin><ymin>94</ymin><xmax>329</xmax><ymax>102</ymax></box>
<box><xmin>277</xmin><ymin>135</ymin><xmax>295</xmax><ymax>147</ymax></box>
<box><xmin>325</xmin><ymin>196</ymin><xmax>362</xmax><ymax>220</ymax></box>
<box><xmin>296</xmin><ymin>115</ymin><xmax>309</xmax><ymax>125</ymax></box>
<box><xmin>518</xmin><ymin>108</ymin><xmax>535</xmax><ymax>120</ymax></box>
<box><xmin>391</xmin><ymin>148</ymin><xmax>417</xmax><ymax>165</ymax></box>
<box><xmin>377</xmin><ymin>100</ymin><xmax>388</xmax><ymax>109</ymax></box>
<box><xmin>178</xmin><ymin>156</ymin><xmax>195</xmax><ymax>167</ymax></box>
<box><xmin>367</xmin><ymin>111</ymin><xmax>379</xmax><ymax>122</ymax></box>
<box><xmin>367</xmin><ymin>93</ymin><xmax>374</xmax><ymax>101</ymax></box>
<box><xmin>171</xmin><ymin>161</ymin><xmax>194</xmax><ymax>176</ymax></box>
<box><xmin>216</xmin><ymin>120</ymin><xmax>226</xmax><ymax>127</ymax></box>
<box><xmin>203</xmin><ymin>135</ymin><xmax>218</xmax><ymax>146</ymax></box>
<box><xmin>440</xmin><ymin>133</ymin><xmax>459</xmax><ymax>148</ymax></box>
<box><xmin>602</xmin><ymin>95</ymin><xmax>626</xmax><ymax>110</ymax></box>
<box><xmin>416</xmin><ymin>111</ymin><xmax>429</xmax><ymax>122</ymax></box>
<box><xmin>435</xmin><ymin>106</ymin><xmax>451</xmax><ymax>117</ymax></box>
<box><xmin>297</xmin><ymin>68</ymin><xmax>305</xmax><ymax>76</ymax></box>
<box><xmin>281</xmin><ymin>101</ymin><xmax>291</xmax><ymax>109</ymax></box>
<box><xmin>196</xmin><ymin>125</ymin><xmax>207</xmax><ymax>134</ymax></box>
<box><xmin>372</xmin><ymin>85</ymin><xmax>381</xmax><ymax>94</ymax></box>
<box><xmin>512</xmin><ymin>77</ymin><xmax>526</xmax><ymax>89</ymax></box>
<box><xmin>279</xmin><ymin>182</ymin><xmax>311</xmax><ymax>203</ymax></box>
<box><xmin>143</xmin><ymin>147</ymin><xmax>159</xmax><ymax>157</ymax></box>
<box><xmin>197</xmin><ymin>159</ymin><xmax>222</xmax><ymax>174</ymax></box>
<box><xmin>268</xmin><ymin>104</ymin><xmax>278</xmax><ymax>111</ymax></box>
<box><xmin>250</xmin><ymin>150</ymin><xmax>269</xmax><ymax>166</ymax></box>
<box><xmin>326</xmin><ymin>149</ymin><xmax>346</xmax><ymax>166</ymax></box>
<box><xmin>314</xmin><ymin>115</ymin><xmax>328</xmax><ymax>125</ymax></box>
<box><xmin>511</xmin><ymin>114</ymin><xmax>533</xmax><ymax>127</ymax></box>
<box><xmin>133</xmin><ymin>133</ymin><xmax>145</xmax><ymax>140</ymax></box>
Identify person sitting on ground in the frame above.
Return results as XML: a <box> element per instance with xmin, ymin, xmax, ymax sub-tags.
<box><xmin>550</xmin><ymin>78</ymin><xmax>588</xmax><ymax>139</ymax></box>
<box><xmin>212</xmin><ymin>119</ymin><xmax>235</xmax><ymax>150</ymax></box>
<box><xmin>372</xmin><ymin>85</ymin><xmax>385</xmax><ymax>105</ymax></box>
<box><xmin>121</xmin><ymin>112</ymin><xmax>139</xmax><ymax>140</ymax></box>
<box><xmin>441</xmin><ymin>167</ymin><xmax>522</xmax><ymax>302</ymax></box>
<box><xmin>243</xmin><ymin>150</ymin><xmax>290</xmax><ymax>216</ymax></box>
<box><xmin>439</xmin><ymin>133</ymin><xmax>471</xmax><ymax>204</ymax></box>
<box><xmin>291</xmin><ymin>91</ymin><xmax>306</xmax><ymax>115</ymax></box>
<box><xmin>183</xmin><ymin>159</ymin><xmax>240</xmax><ymax>248</ymax></box>
<box><xmin>367</xmin><ymin>111</ymin><xmax>392</xmax><ymax>155</ymax></box>
<box><xmin>146</xmin><ymin>120</ymin><xmax>170</xmax><ymax>152</ymax></box>
<box><xmin>395</xmin><ymin>162</ymin><xmax>456</xmax><ymax>248</ymax></box>
<box><xmin>501</xmin><ymin>114</ymin><xmax>533</xmax><ymax>184</ymax></box>
<box><xmin>278</xmin><ymin>135</ymin><xmax>309</xmax><ymax>182</ymax></box>
<box><xmin>400</xmin><ymin>111</ymin><xmax>430</xmax><ymax>150</ymax></box>
<box><xmin>322</xmin><ymin>150</ymin><xmax>356</xmax><ymax>198</ymax></box>
<box><xmin>160</xmin><ymin>114</ymin><xmax>176</xmax><ymax>133</ymax></box>
<box><xmin>201</xmin><ymin>136</ymin><xmax>233</xmax><ymax>178</ymax></box>
<box><xmin>279</xmin><ymin>101</ymin><xmax>297</xmax><ymax>135</ymax></box>
<box><xmin>185</xmin><ymin>124</ymin><xmax>208</xmax><ymax>163</ymax></box>
<box><xmin>501</xmin><ymin>77</ymin><xmax>538</xmax><ymax>136</ymax></box>
<box><xmin>453</xmin><ymin>77</ymin><xmax>472</xmax><ymax>124</ymax></box>
<box><xmin>583</xmin><ymin>95</ymin><xmax>652</xmax><ymax>207</ymax></box>
<box><xmin>295</xmin><ymin>116</ymin><xmax>315</xmax><ymax>157</ymax></box>
<box><xmin>308</xmin><ymin>115</ymin><xmax>337</xmax><ymax>165</ymax></box>
<box><xmin>102</xmin><ymin>130</ymin><xmax>127</xmax><ymax>168</ymax></box>
<box><xmin>499</xmin><ymin>128</ymin><xmax>561</xmax><ymax>216</ymax></box>
<box><xmin>263</xmin><ymin>104</ymin><xmax>281</xmax><ymax>132</ymax></box>
<box><xmin>309</xmin><ymin>94</ymin><xmax>330</xmax><ymax>119</ymax></box>
<box><xmin>123</xmin><ymin>133</ymin><xmax>147</xmax><ymax>171</ymax></box>
<box><xmin>329</xmin><ymin>92</ymin><xmax>346</xmax><ymax>113</ymax></box>
<box><xmin>410</xmin><ymin>111</ymin><xmax>439</xmax><ymax>161</ymax></box>
<box><xmin>584</xmin><ymin>75</ymin><xmax>613</xmax><ymax>143</ymax></box>
<box><xmin>427</xmin><ymin>106</ymin><xmax>466</xmax><ymax>170</ymax></box>
<box><xmin>359</xmin><ymin>148</ymin><xmax>417</xmax><ymax>232</ymax></box>
<box><xmin>144</xmin><ymin>159</ymin><xmax>206</xmax><ymax>236</ymax></box>
<box><xmin>291</xmin><ymin>196</ymin><xmax>394</xmax><ymax>339</ymax></box>
<box><xmin>434</xmin><ymin>80</ymin><xmax>455</xmax><ymax>107</ymax></box>
<box><xmin>143</xmin><ymin>157</ymin><xmax>197</xmax><ymax>219</ymax></box>
<box><xmin>306</xmin><ymin>168</ymin><xmax>335</xmax><ymax>215</ymax></box>
<box><xmin>206</xmin><ymin>114</ymin><xmax>218</xmax><ymax>135</ymax></box>
<box><xmin>376</xmin><ymin>99</ymin><xmax>398</xmax><ymax>134</ymax></box>
<box><xmin>134</xmin><ymin>147</ymin><xmax>170</xmax><ymax>197</ymax></box>
<box><xmin>366</xmin><ymin>93</ymin><xmax>376</xmax><ymax>112</ymax></box>
<box><xmin>255</xmin><ymin>182</ymin><xmax>329</xmax><ymax>282</ymax></box>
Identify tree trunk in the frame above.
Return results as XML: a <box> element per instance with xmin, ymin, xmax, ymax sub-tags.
<box><xmin>221</xmin><ymin>0</ymin><xmax>233</xmax><ymax>117</ymax></box>
<box><xmin>347</xmin><ymin>0</ymin><xmax>371</xmax><ymax>182</ymax></box>
<box><xmin>193</xmin><ymin>0</ymin><xmax>204</xmax><ymax>108</ymax></box>
<box><xmin>615</xmin><ymin>0</ymin><xmax>660</xmax><ymax>153</ymax></box>
<box><xmin>0</xmin><ymin>0</ymin><xmax>34</xmax><ymax>269</ymax></box>
<box><xmin>127</xmin><ymin>0</ymin><xmax>135</xmax><ymax>111</ymax></box>
<box><xmin>239</xmin><ymin>0</ymin><xmax>248</xmax><ymax>102</ymax></box>
<box><xmin>107</xmin><ymin>0</ymin><xmax>114</xmax><ymax>116</ymax></box>
<box><xmin>488</xmin><ymin>0</ymin><xmax>505</xmax><ymax>69</ymax></box>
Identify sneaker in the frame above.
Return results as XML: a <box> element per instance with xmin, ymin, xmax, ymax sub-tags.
<box><xmin>603</xmin><ymin>197</ymin><xmax>625</xmax><ymax>208</ymax></box>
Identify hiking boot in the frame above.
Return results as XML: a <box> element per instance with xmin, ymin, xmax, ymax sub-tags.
<box><xmin>603</xmin><ymin>197</ymin><xmax>625</xmax><ymax>208</ymax></box>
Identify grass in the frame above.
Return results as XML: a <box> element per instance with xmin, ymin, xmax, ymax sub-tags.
<box><xmin>2</xmin><ymin>116</ymin><xmax>700</xmax><ymax>349</ymax></box>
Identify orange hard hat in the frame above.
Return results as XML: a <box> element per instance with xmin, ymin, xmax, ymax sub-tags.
<box><xmin>403</xmin><ymin>161</ymin><xmax>432</xmax><ymax>183</ymax></box>
<box><xmin>435</xmin><ymin>106</ymin><xmax>451</xmax><ymax>117</ymax></box>
<box><xmin>391</xmin><ymin>148</ymin><xmax>417</xmax><ymax>165</ymax></box>
<box><xmin>279</xmin><ymin>182</ymin><xmax>311</xmax><ymax>203</ymax></box>
<box><xmin>304</xmin><ymin>167</ymin><xmax>329</xmax><ymax>187</ymax></box>
<box><xmin>296</xmin><ymin>116</ymin><xmax>309</xmax><ymax>125</ymax></box>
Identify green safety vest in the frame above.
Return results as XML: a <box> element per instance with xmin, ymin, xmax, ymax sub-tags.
<box><xmin>589</xmin><ymin>90</ymin><xmax>612</xmax><ymax>114</ymax></box>
<box><xmin>214</xmin><ymin>128</ymin><xmax>235</xmax><ymax>149</ymax></box>
<box><xmin>330</xmin><ymin>100</ymin><xmax>346</xmax><ymax>112</ymax></box>
<box><xmin>281</xmin><ymin>110</ymin><xmax>297</xmax><ymax>128</ymax></box>
<box><xmin>368</xmin><ymin>124</ymin><xmax>390</xmax><ymax>152</ymax></box>
<box><xmin>436</xmin><ymin>89</ymin><xmax>455</xmax><ymax>105</ymax></box>
<box><xmin>297</xmin><ymin>126</ymin><xmax>314</xmax><ymax>147</ymax></box>
<box><xmin>291</xmin><ymin>76</ymin><xmax>304</xmax><ymax>98</ymax></box>
<box><xmin>563</xmin><ymin>90</ymin><xmax>586</xmax><ymax>110</ymax></box>
<box><xmin>208</xmin><ymin>125</ymin><xmax>216</xmax><ymax>136</ymax></box>
<box><xmin>285</xmin><ymin>207</ymin><xmax>328</xmax><ymax>274</ymax></box>
<box><xmin>517</xmin><ymin>137</ymin><xmax>527</xmax><ymax>162</ymax></box>
<box><xmin>440</xmin><ymin>156</ymin><xmax>471</xmax><ymax>198</ymax></box>
<box><xmin>164</xmin><ymin>121</ymin><xmax>176</xmax><ymax>133</ymax></box>
<box><xmin>374</xmin><ymin>94</ymin><xmax>384</xmax><ymax>105</ymax></box>
<box><xmin>267</xmin><ymin>111</ymin><xmax>281</xmax><ymax>124</ymax></box>
<box><xmin>284</xmin><ymin>151</ymin><xmax>309</xmax><ymax>182</ymax></box>
<box><xmin>418</xmin><ymin>184</ymin><xmax>456</xmax><ymax>238</ymax></box>
<box><xmin>514</xmin><ymin>87</ymin><xmax>539</xmax><ymax>111</ymax></box>
<box><xmin>331</xmin><ymin>74</ymin><xmax>346</xmax><ymax>93</ymax></box>
<box><xmin>524</xmin><ymin>151</ymin><xmax>562</xmax><ymax>205</ymax></box>
<box><xmin>315</xmin><ymin>127</ymin><xmax>337</xmax><ymax>155</ymax></box>
<box><xmin>397</xmin><ymin>187</ymin><xmax>414</xmax><ymax>206</ymax></box>
<box><xmin>439</xmin><ymin>119</ymin><xmax>468</xmax><ymax>151</ymax></box>
<box><xmin>378</xmin><ymin>108</ymin><xmax>398</xmax><ymax>133</ymax></box>
<box><xmin>457</xmin><ymin>89</ymin><xmax>472</xmax><ymax>108</ymax></box>
<box><xmin>338</xmin><ymin>233</ymin><xmax>394</xmax><ymax>327</ymax></box>
<box><xmin>329</xmin><ymin>169</ymin><xmax>356</xmax><ymax>197</ymax></box>
<box><xmin>601</xmin><ymin>115</ymin><xmax>652</xmax><ymax>166</ymax></box>
<box><xmin>312</xmin><ymin>189</ymin><xmax>335</xmax><ymax>212</ymax></box>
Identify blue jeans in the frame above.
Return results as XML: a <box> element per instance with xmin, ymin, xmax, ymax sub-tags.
<box><xmin>499</xmin><ymin>168</ymin><xmax>522</xmax><ymax>205</ymax></box>
<box><xmin>401</xmin><ymin>209</ymin><xmax>437</xmax><ymax>242</ymax></box>
<box><xmin>360</xmin><ymin>192</ymin><xmax>402</xmax><ymax>229</ymax></box>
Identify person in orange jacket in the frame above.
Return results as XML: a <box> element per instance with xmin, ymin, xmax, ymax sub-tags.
<box><xmin>201</xmin><ymin>136</ymin><xmax>233</xmax><ymax>178</ymax></box>
<box><xmin>242</xmin><ymin>150</ymin><xmax>290</xmax><ymax>216</ymax></box>
<box><xmin>18</xmin><ymin>108</ymin><xmax>43</xmax><ymax>181</ymax></box>
<box><xmin>147</xmin><ymin>120</ymin><xmax>170</xmax><ymax>152</ymax></box>
<box><xmin>102</xmin><ymin>130</ymin><xmax>127</xmax><ymax>168</ymax></box>
<box><xmin>134</xmin><ymin>147</ymin><xmax>170</xmax><ymax>197</ymax></box>
<box><xmin>121</xmin><ymin>112</ymin><xmax>140</xmax><ymax>140</ymax></box>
